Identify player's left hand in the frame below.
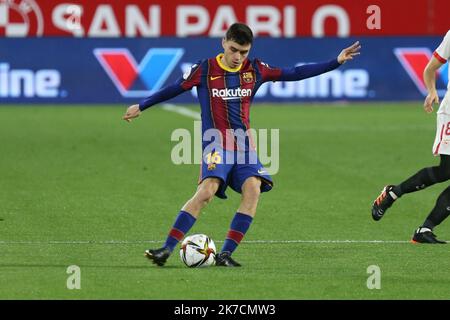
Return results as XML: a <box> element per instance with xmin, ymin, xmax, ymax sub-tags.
<box><xmin>337</xmin><ymin>41</ymin><xmax>361</xmax><ymax>64</ymax></box>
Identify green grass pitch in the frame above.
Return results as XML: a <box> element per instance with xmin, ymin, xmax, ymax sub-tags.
<box><xmin>0</xmin><ymin>103</ymin><xmax>449</xmax><ymax>299</ymax></box>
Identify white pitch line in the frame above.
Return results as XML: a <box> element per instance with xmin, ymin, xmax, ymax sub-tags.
<box><xmin>246</xmin><ymin>240</ymin><xmax>412</xmax><ymax>244</ymax></box>
<box><xmin>0</xmin><ymin>240</ymin><xmax>413</xmax><ymax>245</ymax></box>
<box><xmin>161</xmin><ymin>103</ymin><xmax>201</xmax><ymax>120</ymax></box>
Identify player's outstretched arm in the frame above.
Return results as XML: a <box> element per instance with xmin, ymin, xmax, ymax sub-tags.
<box><xmin>122</xmin><ymin>61</ymin><xmax>203</xmax><ymax>123</ymax></box>
<box><xmin>337</xmin><ymin>41</ymin><xmax>361</xmax><ymax>64</ymax></box>
<box><xmin>123</xmin><ymin>104</ymin><xmax>140</xmax><ymax>122</ymax></box>
<box><xmin>269</xmin><ymin>41</ymin><xmax>361</xmax><ymax>82</ymax></box>
<box><xmin>423</xmin><ymin>56</ymin><xmax>444</xmax><ymax>113</ymax></box>
<box><xmin>122</xmin><ymin>80</ymin><xmax>186</xmax><ymax>123</ymax></box>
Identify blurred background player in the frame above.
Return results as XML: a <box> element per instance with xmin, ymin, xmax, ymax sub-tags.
<box><xmin>123</xmin><ymin>23</ymin><xmax>361</xmax><ymax>266</ymax></box>
<box><xmin>372</xmin><ymin>30</ymin><xmax>450</xmax><ymax>244</ymax></box>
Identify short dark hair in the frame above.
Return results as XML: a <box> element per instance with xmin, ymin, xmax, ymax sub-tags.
<box><xmin>225</xmin><ymin>23</ymin><xmax>253</xmax><ymax>45</ymax></box>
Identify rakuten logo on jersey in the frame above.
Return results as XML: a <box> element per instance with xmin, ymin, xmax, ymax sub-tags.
<box><xmin>212</xmin><ymin>88</ymin><xmax>252</xmax><ymax>100</ymax></box>
<box><xmin>0</xmin><ymin>63</ymin><xmax>62</xmax><ymax>98</ymax></box>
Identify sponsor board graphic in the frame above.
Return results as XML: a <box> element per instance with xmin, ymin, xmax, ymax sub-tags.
<box><xmin>1</xmin><ymin>37</ymin><xmax>446</xmax><ymax>103</ymax></box>
<box><xmin>0</xmin><ymin>0</ymin><xmax>43</xmax><ymax>36</ymax></box>
<box><xmin>0</xmin><ymin>62</ymin><xmax>62</xmax><ymax>98</ymax></box>
<box><xmin>394</xmin><ymin>48</ymin><xmax>448</xmax><ymax>97</ymax></box>
<box><xmin>94</xmin><ymin>48</ymin><xmax>184</xmax><ymax>98</ymax></box>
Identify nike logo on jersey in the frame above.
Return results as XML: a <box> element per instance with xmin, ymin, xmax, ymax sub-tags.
<box><xmin>210</xmin><ymin>76</ymin><xmax>222</xmax><ymax>80</ymax></box>
<box><xmin>257</xmin><ymin>169</ymin><xmax>267</xmax><ymax>175</ymax></box>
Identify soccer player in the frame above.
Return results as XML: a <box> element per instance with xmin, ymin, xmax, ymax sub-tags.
<box><xmin>123</xmin><ymin>23</ymin><xmax>361</xmax><ymax>266</ymax></box>
<box><xmin>372</xmin><ymin>30</ymin><xmax>450</xmax><ymax>244</ymax></box>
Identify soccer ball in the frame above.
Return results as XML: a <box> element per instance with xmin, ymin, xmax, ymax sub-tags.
<box><xmin>179</xmin><ymin>234</ymin><xmax>216</xmax><ymax>267</ymax></box>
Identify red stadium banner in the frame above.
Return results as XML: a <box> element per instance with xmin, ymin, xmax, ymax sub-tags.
<box><xmin>0</xmin><ymin>0</ymin><xmax>448</xmax><ymax>38</ymax></box>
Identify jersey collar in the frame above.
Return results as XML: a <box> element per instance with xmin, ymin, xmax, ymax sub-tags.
<box><xmin>216</xmin><ymin>53</ymin><xmax>243</xmax><ymax>72</ymax></box>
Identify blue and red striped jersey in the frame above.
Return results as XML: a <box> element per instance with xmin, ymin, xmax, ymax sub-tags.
<box><xmin>181</xmin><ymin>54</ymin><xmax>285</xmax><ymax>151</ymax></box>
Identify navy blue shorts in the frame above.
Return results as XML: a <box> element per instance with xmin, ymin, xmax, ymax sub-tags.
<box><xmin>198</xmin><ymin>147</ymin><xmax>273</xmax><ymax>199</ymax></box>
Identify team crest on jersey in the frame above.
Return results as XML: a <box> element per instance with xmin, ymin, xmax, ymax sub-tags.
<box><xmin>242</xmin><ymin>72</ymin><xmax>253</xmax><ymax>83</ymax></box>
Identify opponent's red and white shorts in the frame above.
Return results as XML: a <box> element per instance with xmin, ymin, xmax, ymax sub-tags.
<box><xmin>433</xmin><ymin>93</ymin><xmax>450</xmax><ymax>155</ymax></box>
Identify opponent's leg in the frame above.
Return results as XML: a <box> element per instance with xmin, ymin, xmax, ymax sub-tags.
<box><xmin>216</xmin><ymin>177</ymin><xmax>261</xmax><ymax>267</ymax></box>
<box><xmin>145</xmin><ymin>178</ymin><xmax>220</xmax><ymax>266</ymax></box>
<box><xmin>372</xmin><ymin>155</ymin><xmax>450</xmax><ymax>221</ymax></box>
<box><xmin>393</xmin><ymin>155</ymin><xmax>450</xmax><ymax>196</ymax></box>
<box><xmin>412</xmin><ymin>186</ymin><xmax>450</xmax><ymax>244</ymax></box>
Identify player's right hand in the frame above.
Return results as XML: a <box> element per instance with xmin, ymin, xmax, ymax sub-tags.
<box><xmin>123</xmin><ymin>104</ymin><xmax>141</xmax><ymax>122</ymax></box>
<box><xmin>423</xmin><ymin>91</ymin><xmax>439</xmax><ymax>113</ymax></box>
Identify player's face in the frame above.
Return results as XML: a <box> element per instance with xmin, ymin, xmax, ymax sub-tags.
<box><xmin>222</xmin><ymin>39</ymin><xmax>251</xmax><ymax>69</ymax></box>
